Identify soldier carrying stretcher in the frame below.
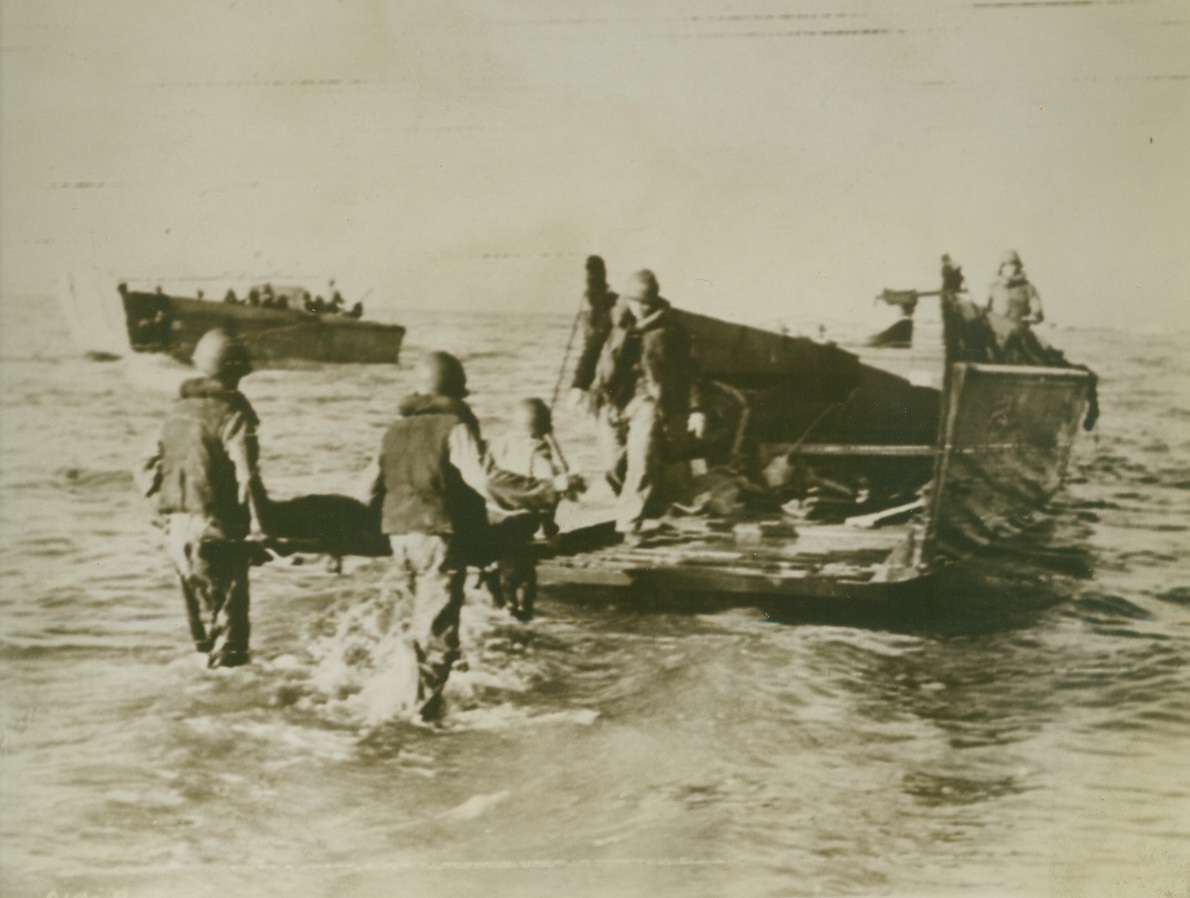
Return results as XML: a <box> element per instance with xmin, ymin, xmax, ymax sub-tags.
<box><xmin>136</xmin><ymin>329</ymin><xmax>272</xmax><ymax>669</ymax></box>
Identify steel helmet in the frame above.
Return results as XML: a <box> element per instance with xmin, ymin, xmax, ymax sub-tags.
<box><xmin>622</xmin><ymin>269</ymin><xmax>660</xmax><ymax>304</ymax></box>
<box><xmin>192</xmin><ymin>328</ymin><xmax>252</xmax><ymax>379</ymax></box>
<box><xmin>416</xmin><ymin>350</ymin><xmax>468</xmax><ymax>398</ymax></box>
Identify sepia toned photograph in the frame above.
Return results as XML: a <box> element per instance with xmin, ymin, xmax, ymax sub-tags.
<box><xmin>1</xmin><ymin>1</ymin><xmax>1187</xmax><ymax>896</ymax></box>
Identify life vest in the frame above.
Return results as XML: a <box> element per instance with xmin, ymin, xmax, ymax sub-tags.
<box><xmin>376</xmin><ymin>394</ymin><xmax>487</xmax><ymax>542</ymax></box>
<box><xmin>988</xmin><ymin>276</ymin><xmax>1039</xmax><ymax>323</ymax></box>
<box><xmin>156</xmin><ymin>377</ymin><xmax>257</xmax><ymax>538</ymax></box>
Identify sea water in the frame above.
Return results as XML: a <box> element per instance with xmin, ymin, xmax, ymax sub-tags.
<box><xmin>1</xmin><ymin>297</ymin><xmax>1188</xmax><ymax>897</ymax></box>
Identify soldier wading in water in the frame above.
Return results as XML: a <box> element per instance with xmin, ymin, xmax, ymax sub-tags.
<box><xmin>137</xmin><ymin>329</ymin><xmax>271</xmax><ymax>669</ymax></box>
<box><xmin>362</xmin><ymin>351</ymin><xmax>575</xmax><ymax>720</ymax></box>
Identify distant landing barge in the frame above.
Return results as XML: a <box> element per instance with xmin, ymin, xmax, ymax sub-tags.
<box><xmin>118</xmin><ymin>284</ymin><xmax>404</xmax><ymax>365</ymax></box>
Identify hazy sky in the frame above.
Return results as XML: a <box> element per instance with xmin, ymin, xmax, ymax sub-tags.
<box><xmin>1</xmin><ymin>0</ymin><xmax>1186</xmax><ymax>328</ymax></box>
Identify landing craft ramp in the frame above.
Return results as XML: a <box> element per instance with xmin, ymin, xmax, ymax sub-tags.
<box><xmin>537</xmin><ymin>514</ymin><xmax>925</xmax><ymax>601</ymax></box>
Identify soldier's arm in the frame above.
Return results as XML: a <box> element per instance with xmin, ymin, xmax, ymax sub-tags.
<box><xmin>679</xmin><ymin>329</ymin><xmax>707</xmax><ymax>435</ymax></box>
<box><xmin>133</xmin><ymin>437</ymin><xmax>164</xmax><ymax>499</ymax></box>
<box><xmin>570</xmin><ymin>297</ymin><xmax>604</xmax><ymax>391</ymax></box>
<box><xmin>1027</xmin><ymin>284</ymin><xmax>1045</xmax><ymax>324</ymax></box>
<box><xmin>222</xmin><ymin>405</ymin><xmax>270</xmax><ymax>534</ymax></box>
<box><xmin>647</xmin><ymin>327</ymin><xmax>703</xmax><ymax>412</ymax></box>
<box><xmin>449</xmin><ymin>423</ymin><xmax>560</xmax><ymax>512</ymax></box>
<box><xmin>533</xmin><ymin>441</ymin><xmax>562</xmax><ymax>479</ymax></box>
<box><xmin>685</xmin><ymin>332</ymin><xmax>704</xmax><ymax>414</ymax></box>
<box><xmin>358</xmin><ymin>455</ymin><xmax>384</xmax><ymax>510</ymax></box>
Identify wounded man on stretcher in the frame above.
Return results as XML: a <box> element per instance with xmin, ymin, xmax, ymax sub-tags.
<box><xmin>260</xmin><ymin>492</ymin><xmax>556</xmax><ymax>616</ymax></box>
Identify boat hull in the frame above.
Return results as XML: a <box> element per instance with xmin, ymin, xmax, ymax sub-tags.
<box><xmin>536</xmin><ymin>306</ymin><xmax>1094</xmax><ymax>606</ymax></box>
<box><xmin>120</xmin><ymin>288</ymin><xmax>404</xmax><ymax>365</ymax></box>
<box><xmin>674</xmin><ymin>309</ymin><xmax>941</xmax><ymax>506</ymax></box>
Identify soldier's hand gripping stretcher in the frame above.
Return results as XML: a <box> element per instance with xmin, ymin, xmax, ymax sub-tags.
<box><xmin>552</xmin><ymin>472</ymin><xmax>587</xmax><ymax>502</ymax></box>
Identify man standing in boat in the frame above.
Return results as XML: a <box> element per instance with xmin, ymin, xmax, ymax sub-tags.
<box><xmin>363</xmin><ymin>351</ymin><xmax>570</xmax><ymax>719</ymax></box>
<box><xmin>984</xmin><ymin>249</ymin><xmax>1048</xmax><ymax>361</ymax></box>
<box><xmin>584</xmin><ymin>269</ymin><xmax>706</xmax><ymax>536</ymax></box>
<box><xmin>987</xmin><ymin>249</ymin><xmax>1044</xmax><ymax>326</ymax></box>
<box><xmin>136</xmin><ymin>329</ymin><xmax>270</xmax><ymax>669</ymax></box>
<box><xmin>941</xmin><ymin>254</ymin><xmax>965</xmax><ymax>294</ymax></box>
<box><xmin>567</xmin><ymin>255</ymin><xmax>619</xmax><ymax>409</ymax></box>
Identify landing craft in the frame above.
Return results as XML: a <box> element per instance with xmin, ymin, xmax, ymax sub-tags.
<box><xmin>534</xmin><ymin>285</ymin><xmax>1098</xmax><ymax>605</ymax></box>
<box><xmin>61</xmin><ymin>278</ymin><xmax>405</xmax><ymax>366</ymax></box>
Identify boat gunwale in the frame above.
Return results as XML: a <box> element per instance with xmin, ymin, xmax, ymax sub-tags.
<box><xmin>960</xmin><ymin>362</ymin><xmax>1094</xmax><ymax>381</ymax></box>
<box><xmin>121</xmin><ymin>289</ymin><xmax>405</xmax><ymax>334</ymax></box>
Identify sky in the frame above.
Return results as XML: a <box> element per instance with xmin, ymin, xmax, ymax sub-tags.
<box><xmin>1</xmin><ymin>0</ymin><xmax>1187</xmax><ymax>329</ymax></box>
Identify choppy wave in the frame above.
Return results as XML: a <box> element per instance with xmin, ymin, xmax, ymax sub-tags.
<box><xmin>3</xmin><ymin>299</ymin><xmax>1190</xmax><ymax>896</ymax></box>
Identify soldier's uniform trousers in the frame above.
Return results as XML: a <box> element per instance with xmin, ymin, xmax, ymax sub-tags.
<box><xmin>164</xmin><ymin>514</ymin><xmax>251</xmax><ymax>669</ymax></box>
<box><xmin>385</xmin><ymin>533</ymin><xmax>467</xmax><ymax>719</ymax></box>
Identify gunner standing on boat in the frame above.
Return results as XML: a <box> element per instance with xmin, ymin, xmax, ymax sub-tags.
<box><xmin>136</xmin><ymin>329</ymin><xmax>271</xmax><ymax>669</ymax></box>
<box><xmin>362</xmin><ymin>352</ymin><xmax>568</xmax><ymax>719</ymax></box>
<box><xmin>987</xmin><ymin>250</ymin><xmax>1044</xmax><ymax>326</ymax></box>
<box><xmin>586</xmin><ymin>270</ymin><xmax>706</xmax><ymax>535</ymax></box>
<box><xmin>941</xmin><ymin>254</ymin><xmax>965</xmax><ymax>294</ymax></box>
<box><xmin>984</xmin><ymin>249</ymin><xmax>1048</xmax><ymax>360</ymax></box>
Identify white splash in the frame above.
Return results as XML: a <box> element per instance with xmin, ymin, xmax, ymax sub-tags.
<box><xmin>306</xmin><ymin>578</ymin><xmax>421</xmax><ymax>726</ymax></box>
